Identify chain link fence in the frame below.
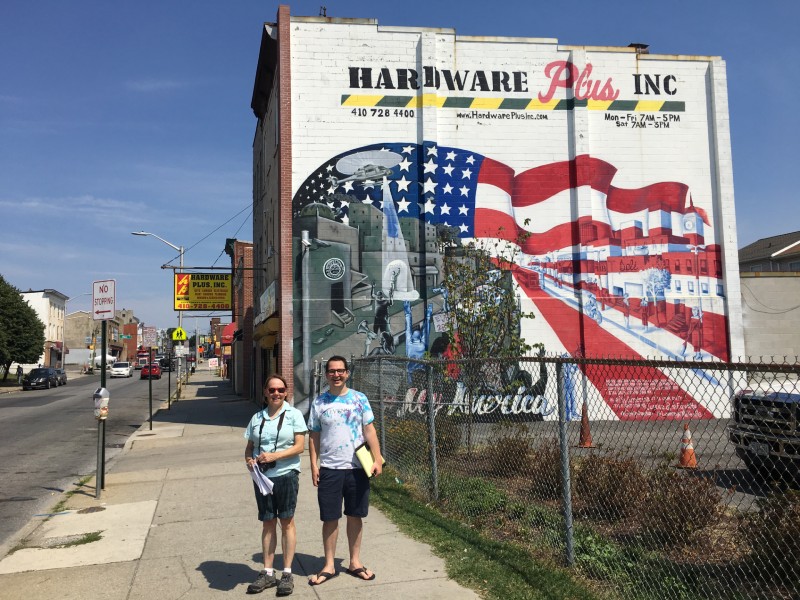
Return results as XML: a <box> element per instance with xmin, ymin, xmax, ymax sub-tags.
<box><xmin>339</xmin><ymin>355</ymin><xmax>800</xmax><ymax>600</ymax></box>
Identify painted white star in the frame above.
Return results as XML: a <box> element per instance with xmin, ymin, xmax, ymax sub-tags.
<box><xmin>395</xmin><ymin>176</ymin><xmax>411</xmax><ymax>192</ymax></box>
<box><xmin>461</xmin><ymin>168</ymin><xmax>473</xmax><ymax>180</ymax></box>
<box><xmin>459</xmin><ymin>204</ymin><xmax>469</xmax><ymax>215</ymax></box>
<box><xmin>466</xmin><ymin>155</ymin><xmax>475</xmax><ymax>165</ymax></box>
<box><xmin>424</xmin><ymin>159</ymin><xmax>438</xmax><ymax>174</ymax></box>
<box><xmin>459</xmin><ymin>185</ymin><xmax>470</xmax><ymax>197</ymax></box>
<box><xmin>362</xmin><ymin>179</ymin><xmax>375</xmax><ymax>189</ymax></box>
<box><xmin>326</xmin><ymin>164</ymin><xmax>334</xmax><ymax>172</ymax></box>
<box><xmin>362</xmin><ymin>197</ymin><xmax>374</xmax><ymax>204</ymax></box>
<box><xmin>423</xmin><ymin>178</ymin><xmax>437</xmax><ymax>194</ymax></box>
<box><xmin>343</xmin><ymin>180</ymin><xmax>354</xmax><ymax>192</ymax></box>
<box><xmin>426</xmin><ymin>145</ymin><xmax>438</xmax><ymax>157</ymax></box>
<box><xmin>446</xmin><ymin>151</ymin><xmax>457</xmax><ymax>161</ymax></box>
<box><xmin>398</xmin><ymin>157</ymin><xmax>411</xmax><ymax>172</ymax></box>
<box><xmin>397</xmin><ymin>198</ymin><xmax>411</xmax><ymax>213</ymax></box>
<box><xmin>440</xmin><ymin>203</ymin><xmax>451</xmax><ymax>215</ymax></box>
<box><xmin>442</xmin><ymin>221</ymin><xmax>450</xmax><ymax>227</ymax></box>
<box><xmin>327</xmin><ymin>185</ymin><xmax>337</xmax><ymax>194</ymax></box>
<box><xmin>339</xmin><ymin>198</ymin><xmax>350</xmax><ymax>208</ymax></box>
<box><xmin>443</xmin><ymin>183</ymin><xmax>454</xmax><ymax>195</ymax></box>
<box><xmin>459</xmin><ymin>223</ymin><xmax>470</xmax><ymax>233</ymax></box>
<box><xmin>327</xmin><ymin>201</ymin><xmax>336</xmax><ymax>209</ymax></box>
<box><xmin>424</xmin><ymin>198</ymin><xmax>436</xmax><ymax>213</ymax></box>
<box><xmin>402</xmin><ymin>145</ymin><xmax>415</xmax><ymax>154</ymax></box>
<box><xmin>443</xmin><ymin>164</ymin><xmax>454</xmax><ymax>176</ymax></box>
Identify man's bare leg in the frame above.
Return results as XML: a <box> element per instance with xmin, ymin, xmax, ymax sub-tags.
<box><xmin>309</xmin><ymin>520</ymin><xmax>339</xmax><ymax>584</ymax></box>
<box><xmin>346</xmin><ymin>516</ymin><xmax>374</xmax><ymax>579</ymax></box>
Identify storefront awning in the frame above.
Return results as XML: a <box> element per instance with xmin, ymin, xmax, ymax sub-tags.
<box><xmin>221</xmin><ymin>322</ymin><xmax>237</xmax><ymax>344</ymax></box>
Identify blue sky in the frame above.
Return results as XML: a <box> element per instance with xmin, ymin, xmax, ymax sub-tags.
<box><xmin>1</xmin><ymin>1</ymin><xmax>797</xmax><ymax>330</ymax></box>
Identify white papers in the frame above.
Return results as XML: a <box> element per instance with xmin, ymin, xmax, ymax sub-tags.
<box><xmin>249</xmin><ymin>465</ymin><xmax>274</xmax><ymax>496</ymax></box>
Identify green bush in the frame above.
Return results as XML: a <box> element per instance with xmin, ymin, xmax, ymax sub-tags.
<box><xmin>438</xmin><ymin>473</ymin><xmax>507</xmax><ymax>522</ymax></box>
<box><xmin>638</xmin><ymin>469</ymin><xmax>722</xmax><ymax>545</ymax></box>
<box><xmin>483</xmin><ymin>421</ymin><xmax>533</xmax><ymax>477</ymax></box>
<box><xmin>528</xmin><ymin>439</ymin><xmax>565</xmax><ymax>501</ymax></box>
<box><xmin>741</xmin><ymin>490</ymin><xmax>800</xmax><ymax>582</ymax></box>
<box><xmin>385</xmin><ymin>419</ymin><xmax>429</xmax><ymax>468</ymax></box>
<box><xmin>573</xmin><ymin>453</ymin><xmax>647</xmax><ymax>521</ymax></box>
<box><xmin>384</xmin><ymin>416</ymin><xmax>462</xmax><ymax>470</ymax></box>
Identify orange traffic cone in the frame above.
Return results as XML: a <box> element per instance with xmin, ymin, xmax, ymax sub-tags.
<box><xmin>677</xmin><ymin>422</ymin><xmax>698</xmax><ymax>469</ymax></box>
<box><xmin>577</xmin><ymin>398</ymin><xmax>595</xmax><ymax>448</ymax></box>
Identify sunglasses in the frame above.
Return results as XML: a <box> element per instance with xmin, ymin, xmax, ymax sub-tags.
<box><xmin>267</xmin><ymin>387</ymin><xmax>286</xmax><ymax>393</ymax></box>
<box><xmin>326</xmin><ymin>369</ymin><xmax>347</xmax><ymax>375</ymax></box>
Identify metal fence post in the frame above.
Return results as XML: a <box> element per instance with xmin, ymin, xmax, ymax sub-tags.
<box><xmin>556</xmin><ymin>361</ymin><xmax>575</xmax><ymax>567</ymax></box>
<box><xmin>427</xmin><ymin>364</ymin><xmax>439</xmax><ymax>501</ymax></box>
<box><xmin>378</xmin><ymin>358</ymin><xmax>386</xmax><ymax>454</ymax></box>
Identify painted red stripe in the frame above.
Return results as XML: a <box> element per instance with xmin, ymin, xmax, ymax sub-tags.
<box><xmin>511</xmin><ymin>265</ymin><xmax>714</xmax><ymax>421</ymax></box>
<box><xmin>477</xmin><ymin>157</ymin><xmax>514</xmax><ymax>194</ymax></box>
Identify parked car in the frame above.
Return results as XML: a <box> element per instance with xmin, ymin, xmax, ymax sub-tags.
<box><xmin>22</xmin><ymin>367</ymin><xmax>60</xmax><ymax>390</ymax></box>
<box><xmin>140</xmin><ymin>363</ymin><xmax>162</xmax><ymax>380</ymax></box>
<box><xmin>728</xmin><ymin>390</ymin><xmax>800</xmax><ymax>484</ymax></box>
<box><xmin>110</xmin><ymin>361</ymin><xmax>134</xmax><ymax>378</ymax></box>
<box><xmin>54</xmin><ymin>368</ymin><xmax>68</xmax><ymax>386</ymax></box>
<box><xmin>159</xmin><ymin>357</ymin><xmax>176</xmax><ymax>372</ymax></box>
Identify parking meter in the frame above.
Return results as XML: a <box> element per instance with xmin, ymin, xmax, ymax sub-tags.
<box><xmin>93</xmin><ymin>387</ymin><xmax>110</xmax><ymax>420</ymax></box>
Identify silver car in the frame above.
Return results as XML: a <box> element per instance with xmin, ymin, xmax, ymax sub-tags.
<box><xmin>110</xmin><ymin>361</ymin><xmax>133</xmax><ymax>378</ymax></box>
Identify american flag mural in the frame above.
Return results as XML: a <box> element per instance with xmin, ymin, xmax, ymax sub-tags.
<box><xmin>293</xmin><ymin>141</ymin><xmax>730</xmax><ymax>420</ymax></box>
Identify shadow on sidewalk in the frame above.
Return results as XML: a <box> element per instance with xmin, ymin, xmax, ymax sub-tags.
<box><xmin>151</xmin><ymin>379</ymin><xmax>257</xmax><ymax>429</ymax></box>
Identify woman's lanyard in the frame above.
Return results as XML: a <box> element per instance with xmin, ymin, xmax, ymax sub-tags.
<box><xmin>257</xmin><ymin>409</ymin><xmax>286</xmax><ymax>454</ymax></box>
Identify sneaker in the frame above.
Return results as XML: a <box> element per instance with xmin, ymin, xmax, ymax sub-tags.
<box><xmin>247</xmin><ymin>570</ymin><xmax>277</xmax><ymax>594</ymax></box>
<box><xmin>276</xmin><ymin>572</ymin><xmax>294</xmax><ymax>596</ymax></box>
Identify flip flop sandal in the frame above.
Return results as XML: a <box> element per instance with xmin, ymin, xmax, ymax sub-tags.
<box><xmin>345</xmin><ymin>566</ymin><xmax>376</xmax><ymax>581</ymax></box>
<box><xmin>308</xmin><ymin>571</ymin><xmax>338</xmax><ymax>586</ymax></box>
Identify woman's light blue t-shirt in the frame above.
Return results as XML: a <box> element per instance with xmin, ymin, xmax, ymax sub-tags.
<box><xmin>244</xmin><ymin>402</ymin><xmax>307</xmax><ymax>478</ymax></box>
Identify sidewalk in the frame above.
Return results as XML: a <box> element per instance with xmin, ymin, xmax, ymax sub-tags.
<box><xmin>0</xmin><ymin>369</ymin><xmax>478</xmax><ymax>599</ymax></box>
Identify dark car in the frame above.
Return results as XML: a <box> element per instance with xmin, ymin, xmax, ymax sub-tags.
<box><xmin>729</xmin><ymin>390</ymin><xmax>800</xmax><ymax>484</ymax></box>
<box><xmin>159</xmin><ymin>357</ymin><xmax>176</xmax><ymax>372</ymax></box>
<box><xmin>140</xmin><ymin>363</ymin><xmax>162</xmax><ymax>380</ymax></box>
<box><xmin>22</xmin><ymin>367</ymin><xmax>59</xmax><ymax>390</ymax></box>
<box><xmin>54</xmin><ymin>368</ymin><xmax>68</xmax><ymax>386</ymax></box>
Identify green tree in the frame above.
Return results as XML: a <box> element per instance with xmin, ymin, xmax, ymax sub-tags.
<box><xmin>440</xmin><ymin>240</ymin><xmax>534</xmax><ymax>362</ymax></box>
<box><xmin>436</xmin><ymin>235</ymin><xmax>542</xmax><ymax>450</ymax></box>
<box><xmin>0</xmin><ymin>275</ymin><xmax>46</xmax><ymax>380</ymax></box>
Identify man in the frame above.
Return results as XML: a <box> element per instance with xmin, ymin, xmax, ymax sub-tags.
<box><xmin>403</xmin><ymin>301</ymin><xmax>433</xmax><ymax>385</ymax></box>
<box><xmin>308</xmin><ymin>356</ymin><xmax>383</xmax><ymax>586</ymax></box>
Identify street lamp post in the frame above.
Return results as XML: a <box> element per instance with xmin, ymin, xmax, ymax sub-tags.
<box><xmin>131</xmin><ymin>231</ymin><xmax>185</xmax><ymax>379</ymax></box>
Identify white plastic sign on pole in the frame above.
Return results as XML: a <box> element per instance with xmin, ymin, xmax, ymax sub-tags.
<box><xmin>143</xmin><ymin>327</ymin><xmax>158</xmax><ymax>348</ymax></box>
<box><xmin>92</xmin><ymin>280</ymin><xmax>116</xmax><ymax>321</ymax></box>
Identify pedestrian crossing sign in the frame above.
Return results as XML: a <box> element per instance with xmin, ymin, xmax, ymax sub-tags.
<box><xmin>172</xmin><ymin>327</ymin><xmax>188</xmax><ymax>341</ymax></box>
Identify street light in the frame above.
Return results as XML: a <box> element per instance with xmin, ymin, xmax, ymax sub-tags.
<box><xmin>132</xmin><ymin>231</ymin><xmax>185</xmax><ymax>377</ymax></box>
<box><xmin>131</xmin><ymin>231</ymin><xmax>184</xmax><ymax>331</ymax></box>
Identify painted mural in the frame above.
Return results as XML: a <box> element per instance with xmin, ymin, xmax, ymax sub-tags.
<box><xmin>291</xmin><ymin>141</ymin><xmax>730</xmax><ymax>420</ymax></box>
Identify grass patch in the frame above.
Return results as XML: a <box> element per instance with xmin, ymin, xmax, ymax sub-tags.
<box><xmin>372</xmin><ymin>469</ymin><xmax>602</xmax><ymax>600</ymax></box>
<box><xmin>57</xmin><ymin>530</ymin><xmax>103</xmax><ymax>548</ymax></box>
<box><xmin>51</xmin><ymin>475</ymin><xmax>93</xmax><ymax>514</ymax></box>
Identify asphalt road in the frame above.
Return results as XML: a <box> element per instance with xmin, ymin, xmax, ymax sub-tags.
<box><xmin>0</xmin><ymin>369</ymin><xmax>175</xmax><ymax>553</ymax></box>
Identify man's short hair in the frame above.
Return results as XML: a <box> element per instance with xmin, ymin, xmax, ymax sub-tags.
<box><xmin>325</xmin><ymin>355</ymin><xmax>349</xmax><ymax>372</ymax></box>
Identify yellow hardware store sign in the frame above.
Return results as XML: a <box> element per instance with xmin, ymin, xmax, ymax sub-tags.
<box><xmin>174</xmin><ymin>273</ymin><xmax>232</xmax><ymax>311</ymax></box>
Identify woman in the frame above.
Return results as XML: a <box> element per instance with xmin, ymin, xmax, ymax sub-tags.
<box><xmin>244</xmin><ymin>374</ymin><xmax>307</xmax><ymax>596</ymax></box>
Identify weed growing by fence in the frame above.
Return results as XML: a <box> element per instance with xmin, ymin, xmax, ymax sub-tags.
<box><xmin>574</xmin><ymin>453</ymin><xmax>647</xmax><ymax>521</ymax></box>
<box><xmin>639</xmin><ymin>468</ymin><xmax>723</xmax><ymax>545</ymax></box>
<box><xmin>741</xmin><ymin>490</ymin><xmax>800</xmax><ymax>583</ymax></box>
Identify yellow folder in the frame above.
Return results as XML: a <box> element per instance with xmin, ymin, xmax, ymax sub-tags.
<box><xmin>354</xmin><ymin>443</ymin><xmax>385</xmax><ymax>478</ymax></box>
